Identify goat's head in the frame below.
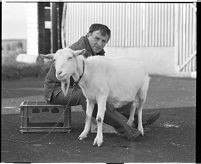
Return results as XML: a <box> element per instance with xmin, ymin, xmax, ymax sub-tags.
<box><xmin>42</xmin><ymin>48</ymin><xmax>86</xmax><ymax>96</ymax></box>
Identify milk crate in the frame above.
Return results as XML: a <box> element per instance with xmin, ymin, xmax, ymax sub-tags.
<box><xmin>20</xmin><ymin>100</ymin><xmax>71</xmax><ymax>133</ymax></box>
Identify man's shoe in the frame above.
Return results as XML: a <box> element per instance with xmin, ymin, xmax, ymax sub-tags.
<box><xmin>127</xmin><ymin>128</ymin><xmax>141</xmax><ymax>141</ymax></box>
<box><xmin>134</xmin><ymin>111</ymin><xmax>160</xmax><ymax>128</ymax></box>
<box><xmin>115</xmin><ymin>126</ymin><xmax>141</xmax><ymax>140</ymax></box>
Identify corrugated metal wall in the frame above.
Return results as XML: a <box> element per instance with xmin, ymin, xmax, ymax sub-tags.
<box><xmin>63</xmin><ymin>3</ymin><xmax>175</xmax><ymax>47</ymax></box>
<box><xmin>62</xmin><ymin>2</ymin><xmax>196</xmax><ymax>75</ymax></box>
<box><xmin>176</xmin><ymin>3</ymin><xmax>196</xmax><ymax>73</ymax></box>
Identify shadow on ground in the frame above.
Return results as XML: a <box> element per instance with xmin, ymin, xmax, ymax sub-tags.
<box><xmin>1</xmin><ymin>106</ymin><xmax>195</xmax><ymax>163</ymax></box>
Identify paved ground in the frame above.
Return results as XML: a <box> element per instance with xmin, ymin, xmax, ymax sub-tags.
<box><xmin>1</xmin><ymin>75</ymin><xmax>196</xmax><ymax>163</ymax></box>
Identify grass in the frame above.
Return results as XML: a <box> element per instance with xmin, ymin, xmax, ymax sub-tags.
<box><xmin>2</xmin><ymin>41</ymin><xmax>51</xmax><ymax>80</ymax></box>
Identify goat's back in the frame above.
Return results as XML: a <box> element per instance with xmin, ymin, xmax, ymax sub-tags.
<box><xmin>86</xmin><ymin>56</ymin><xmax>148</xmax><ymax>106</ymax></box>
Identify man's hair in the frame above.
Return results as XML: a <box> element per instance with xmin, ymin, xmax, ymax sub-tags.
<box><xmin>88</xmin><ymin>23</ymin><xmax>111</xmax><ymax>39</ymax></box>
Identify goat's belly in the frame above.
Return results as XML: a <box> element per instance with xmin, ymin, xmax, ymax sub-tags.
<box><xmin>107</xmin><ymin>97</ymin><xmax>133</xmax><ymax>108</ymax></box>
<box><xmin>82</xmin><ymin>89</ymin><xmax>96</xmax><ymax>101</ymax></box>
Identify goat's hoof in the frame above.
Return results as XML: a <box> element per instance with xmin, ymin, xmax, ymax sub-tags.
<box><xmin>127</xmin><ymin>120</ymin><xmax>134</xmax><ymax>127</ymax></box>
<box><xmin>78</xmin><ymin>133</ymin><xmax>87</xmax><ymax>140</ymax></box>
<box><xmin>93</xmin><ymin>138</ymin><xmax>103</xmax><ymax>147</ymax></box>
<box><xmin>138</xmin><ymin>128</ymin><xmax>144</xmax><ymax>136</ymax></box>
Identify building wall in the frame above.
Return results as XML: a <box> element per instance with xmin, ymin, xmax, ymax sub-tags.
<box><xmin>64</xmin><ymin>3</ymin><xmax>175</xmax><ymax>48</ymax></box>
<box><xmin>174</xmin><ymin>3</ymin><xmax>196</xmax><ymax>74</ymax></box>
<box><xmin>63</xmin><ymin>3</ymin><xmax>176</xmax><ymax>75</ymax></box>
<box><xmin>25</xmin><ymin>3</ymin><xmax>196</xmax><ymax>76</ymax></box>
<box><xmin>104</xmin><ymin>47</ymin><xmax>175</xmax><ymax>76</ymax></box>
<box><xmin>26</xmin><ymin>3</ymin><xmax>38</xmax><ymax>55</ymax></box>
<box><xmin>62</xmin><ymin>2</ymin><xmax>196</xmax><ymax>77</ymax></box>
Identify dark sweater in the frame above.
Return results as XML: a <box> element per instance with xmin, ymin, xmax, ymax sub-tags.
<box><xmin>44</xmin><ymin>35</ymin><xmax>105</xmax><ymax>101</ymax></box>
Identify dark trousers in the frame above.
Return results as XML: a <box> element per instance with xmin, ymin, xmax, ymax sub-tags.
<box><xmin>50</xmin><ymin>87</ymin><xmax>133</xmax><ymax>129</ymax></box>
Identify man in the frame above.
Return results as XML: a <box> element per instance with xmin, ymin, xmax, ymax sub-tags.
<box><xmin>44</xmin><ymin>23</ymin><xmax>160</xmax><ymax>140</ymax></box>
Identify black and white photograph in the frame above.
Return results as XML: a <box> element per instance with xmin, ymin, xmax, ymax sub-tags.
<box><xmin>2</xmin><ymin>0</ymin><xmax>196</xmax><ymax>163</ymax></box>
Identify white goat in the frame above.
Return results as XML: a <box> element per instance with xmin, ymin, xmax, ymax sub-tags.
<box><xmin>43</xmin><ymin>48</ymin><xmax>150</xmax><ymax>147</ymax></box>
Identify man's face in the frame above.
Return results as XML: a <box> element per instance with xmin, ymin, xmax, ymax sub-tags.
<box><xmin>87</xmin><ymin>30</ymin><xmax>110</xmax><ymax>53</ymax></box>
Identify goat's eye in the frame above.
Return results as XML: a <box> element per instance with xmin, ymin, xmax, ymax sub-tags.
<box><xmin>68</xmin><ymin>57</ymin><xmax>73</xmax><ymax>60</ymax></box>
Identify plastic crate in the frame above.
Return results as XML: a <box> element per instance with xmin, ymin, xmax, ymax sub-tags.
<box><xmin>20</xmin><ymin>100</ymin><xmax>71</xmax><ymax>133</ymax></box>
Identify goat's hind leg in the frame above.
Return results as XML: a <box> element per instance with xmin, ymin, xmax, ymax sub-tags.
<box><xmin>78</xmin><ymin>99</ymin><xmax>95</xmax><ymax>140</ymax></box>
<box><xmin>136</xmin><ymin>98</ymin><xmax>145</xmax><ymax>136</ymax></box>
<box><xmin>137</xmin><ymin>76</ymin><xmax>150</xmax><ymax>136</ymax></box>
<box><xmin>127</xmin><ymin>100</ymin><xmax>137</xmax><ymax>127</ymax></box>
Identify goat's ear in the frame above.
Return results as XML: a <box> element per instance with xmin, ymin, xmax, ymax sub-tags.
<box><xmin>73</xmin><ymin>49</ymin><xmax>86</xmax><ymax>57</ymax></box>
<box><xmin>40</xmin><ymin>53</ymin><xmax>54</xmax><ymax>60</ymax></box>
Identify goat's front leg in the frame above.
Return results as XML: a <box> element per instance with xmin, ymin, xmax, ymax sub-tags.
<box><xmin>78</xmin><ymin>99</ymin><xmax>95</xmax><ymax>140</ymax></box>
<box><xmin>93</xmin><ymin>96</ymin><xmax>107</xmax><ymax>147</ymax></box>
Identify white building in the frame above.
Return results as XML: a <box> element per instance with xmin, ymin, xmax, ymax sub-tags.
<box><xmin>26</xmin><ymin>2</ymin><xmax>197</xmax><ymax>78</ymax></box>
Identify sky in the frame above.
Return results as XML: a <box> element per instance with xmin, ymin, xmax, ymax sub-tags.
<box><xmin>1</xmin><ymin>0</ymin><xmax>195</xmax><ymax>40</ymax></box>
<box><xmin>2</xmin><ymin>2</ymin><xmax>27</xmax><ymax>39</ymax></box>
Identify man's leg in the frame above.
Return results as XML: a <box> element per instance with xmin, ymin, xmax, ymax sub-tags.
<box><xmin>51</xmin><ymin>88</ymin><xmax>140</xmax><ymax>139</ymax></box>
<box><xmin>50</xmin><ymin>88</ymin><xmax>141</xmax><ymax>140</ymax></box>
<box><xmin>117</xmin><ymin>102</ymin><xmax>160</xmax><ymax>128</ymax></box>
<box><xmin>79</xmin><ymin>97</ymin><xmax>141</xmax><ymax>140</ymax></box>
<box><xmin>50</xmin><ymin>87</ymin><xmax>159</xmax><ymax>128</ymax></box>
<box><xmin>50</xmin><ymin>87</ymin><xmax>83</xmax><ymax>106</ymax></box>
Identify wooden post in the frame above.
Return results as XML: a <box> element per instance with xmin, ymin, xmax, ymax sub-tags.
<box><xmin>38</xmin><ymin>2</ymin><xmax>51</xmax><ymax>54</ymax></box>
<box><xmin>51</xmin><ymin>2</ymin><xmax>63</xmax><ymax>53</ymax></box>
<box><xmin>51</xmin><ymin>3</ymin><xmax>58</xmax><ymax>53</ymax></box>
<box><xmin>57</xmin><ymin>3</ymin><xmax>64</xmax><ymax>49</ymax></box>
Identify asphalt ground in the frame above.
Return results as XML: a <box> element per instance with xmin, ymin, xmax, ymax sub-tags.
<box><xmin>1</xmin><ymin>75</ymin><xmax>196</xmax><ymax>163</ymax></box>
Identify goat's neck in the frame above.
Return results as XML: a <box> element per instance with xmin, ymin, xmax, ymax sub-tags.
<box><xmin>72</xmin><ymin>56</ymin><xmax>88</xmax><ymax>86</ymax></box>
